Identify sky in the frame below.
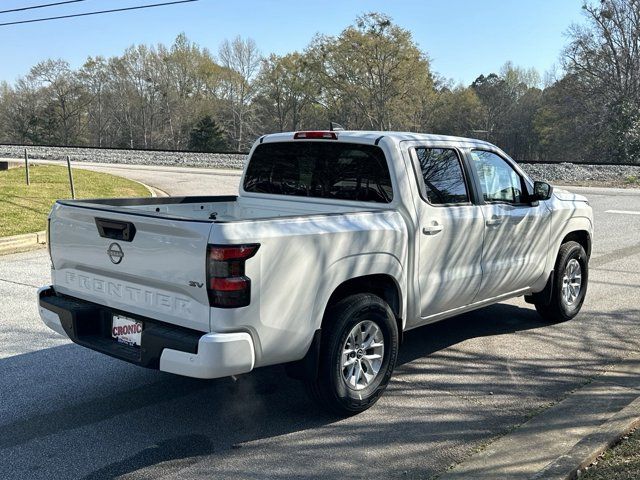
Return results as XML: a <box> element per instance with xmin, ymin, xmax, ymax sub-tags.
<box><xmin>0</xmin><ymin>0</ymin><xmax>587</xmax><ymax>86</ymax></box>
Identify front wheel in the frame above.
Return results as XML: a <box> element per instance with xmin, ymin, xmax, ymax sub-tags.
<box><xmin>306</xmin><ymin>293</ymin><xmax>399</xmax><ymax>415</ymax></box>
<box><xmin>535</xmin><ymin>241</ymin><xmax>589</xmax><ymax>322</ymax></box>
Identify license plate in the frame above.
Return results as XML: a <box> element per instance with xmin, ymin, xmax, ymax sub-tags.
<box><xmin>111</xmin><ymin>315</ymin><xmax>143</xmax><ymax>347</ymax></box>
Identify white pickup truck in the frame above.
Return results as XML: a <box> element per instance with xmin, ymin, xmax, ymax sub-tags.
<box><xmin>38</xmin><ymin>131</ymin><xmax>593</xmax><ymax>413</ymax></box>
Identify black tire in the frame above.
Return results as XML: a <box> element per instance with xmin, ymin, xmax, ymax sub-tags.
<box><xmin>535</xmin><ymin>241</ymin><xmax>589</xmax><ymax>322</ymax></box>
<box><xmin>306</xmin><ymin>293</ymin><xmax>399</xmax><ymax>415</ymax></box>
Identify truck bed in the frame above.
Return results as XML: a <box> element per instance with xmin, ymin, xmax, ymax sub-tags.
<box><xmin>48</xmin><ymin>194</ymin><xmax>403</xmax><ymax>338</ymax></box>
<box><xmin>57</xmin><ymin>195</ymin><xmax>381</xmax><ymax>223</ymax></box>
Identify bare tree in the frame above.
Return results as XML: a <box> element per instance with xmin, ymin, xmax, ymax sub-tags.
<box><xmin>29</xmin><ymin>59</ymin><xmax>88</xmax><ymax>144</ymax></box>
<box><xmin>563</xmin><ymin>0</ymin><xmax>640</xmax><ymax>160</ymax></box>
<box><xmin>0</xmin><ymin>79</ymin><xmax>44</xmax><ymax>143</ymax></box>
<box><xmin>218</xmin><ymin>36</ymin><xmax>261</xmax><ymax>151</ymax></box>
<box><xmin>565</xmin><ymin>0</ymin><xmax>640</xmax><ymax>100</ymax></box>
<box><xmin>79</xmin><ymin>57</ymin><xmax>109</xmax><ymax>146</ymax></box>
<box><xmin>254</xmin><ymin>53</ymin><xmax>315</xmax><ymax>132</ymax></box>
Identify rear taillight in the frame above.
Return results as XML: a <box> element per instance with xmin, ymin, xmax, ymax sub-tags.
<box><xmin>207</xmin><ymin>244</ymin><xmax>259</xmax><ymax>308</ymax></box>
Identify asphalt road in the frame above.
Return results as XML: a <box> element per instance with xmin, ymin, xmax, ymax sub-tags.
<box><xmin>1</xmin><ymin>170</ymin><xmax>639</xmax><ymax>479</ymax></box>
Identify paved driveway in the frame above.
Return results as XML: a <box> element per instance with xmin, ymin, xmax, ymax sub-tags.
<box><xmin>0</xmin><ymin>172</ymin><xmax>639</xmax><ymax>479</ymax></box>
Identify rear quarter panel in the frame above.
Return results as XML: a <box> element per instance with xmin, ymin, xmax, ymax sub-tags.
<box><xmin>208</xmin><ymin>210</ymin><xmax>408</xmax><ymax>367</ymax></box>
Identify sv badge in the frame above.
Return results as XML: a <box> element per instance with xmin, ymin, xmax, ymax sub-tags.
<box><xmin>188</xmin><ymin>281</ymin><xmax>204</xmax><ymax>288</ymax></box>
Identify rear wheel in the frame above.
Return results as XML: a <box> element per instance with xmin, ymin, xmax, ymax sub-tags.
<box><xmin>535</xmin><ymin>241</ymin><xmax>588</xmax><ymax>322</ymax></box>
<box><xmin>306</xmin><ymin>293</ymin><xmax>399</xmax><ymax>415</ymax></box>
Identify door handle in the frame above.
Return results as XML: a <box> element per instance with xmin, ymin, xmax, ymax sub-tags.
<box><xmin>422</xmin><ymin>223</ymin><xmax>444</xmax><ymax>235</ymax></box>
<box><xmin>95</xmin><ymin>218</ymin><xmax>137</xmax><ymax>241</ymax></box>
<box><xmin>485</xmin><ymin>215</ymin><xmax>504</xmax><ymax>227</ymax></box>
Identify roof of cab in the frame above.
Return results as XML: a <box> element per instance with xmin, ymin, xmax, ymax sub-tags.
<box><xmin>259</xmin><ymin>130</ymin><xmax>498</xmax><ymax>150</ymax></box>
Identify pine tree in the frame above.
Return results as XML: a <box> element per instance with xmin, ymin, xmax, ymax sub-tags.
<box><xmin>188</xmin><ymin>115</ymin><xmax>228</xmax><ymax>152</ymax></box>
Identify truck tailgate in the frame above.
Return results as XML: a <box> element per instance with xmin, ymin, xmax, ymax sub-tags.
<box><xmin>49</xmin><ymin>203</ymin><xmax>213</xmax><ymax>332</ymax></box>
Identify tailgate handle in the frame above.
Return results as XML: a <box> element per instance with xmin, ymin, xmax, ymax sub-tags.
<box><xmin>95</xmin><ymin>218</ymin><xmax>137</xmax><ymax>242</ymax></box>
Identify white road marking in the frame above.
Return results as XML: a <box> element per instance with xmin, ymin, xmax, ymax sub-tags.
<box><xmin>605</xmin><ymin>210</ymin><xmax>640</xmax><ymax>216</ymax></box>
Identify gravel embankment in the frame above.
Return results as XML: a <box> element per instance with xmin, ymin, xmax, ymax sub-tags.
<box><xmin>0</xmin><ymin>144</ymin><xmax>246</xmax><ymax>169</ymax></box>
<box><xmin>522</xmin><ymin>162</ymin><xmax>640</xmax><ymax>187</ymax></box>
<box><xmin>2</xmin><ymin>145</ymin><xmax>639</xmax><ymax>187</ymax></box>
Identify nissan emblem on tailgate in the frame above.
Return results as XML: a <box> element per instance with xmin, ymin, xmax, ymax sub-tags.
<box><xmin>107</xmin><ymin>243</ymin><xmax>124</xmax><ymax>264</ymax></box>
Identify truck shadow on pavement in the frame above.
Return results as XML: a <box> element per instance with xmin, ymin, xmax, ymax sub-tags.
<box><xmin>2</xmin><ymin>302</ymin><xmax>638</xmax><ymax>479</ymax></box>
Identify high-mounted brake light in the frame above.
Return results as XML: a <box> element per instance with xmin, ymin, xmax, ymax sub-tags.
<box><xmin>207</xmin><ymin>244</ymin><xmax>259</xmax><ymax>308</ymax></box>
<box><xmin>294</xmin><ymin>131</ymin><xmax>338</xmax><ymax>140</ymax></box>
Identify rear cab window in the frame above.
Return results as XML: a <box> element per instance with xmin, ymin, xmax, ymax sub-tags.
<box><xmin>243</xmin><ymin>142</ymin><xmax>393</xmax><ymax>203</ymax></box>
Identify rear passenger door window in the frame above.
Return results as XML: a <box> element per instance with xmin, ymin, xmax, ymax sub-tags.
<box><xmin>469</xmin><ymin>150</ymin><xmax>524</xmax><ymax>204</ymax></box>
<box><xmin>414</xmin><ymin>148</ymin><xmax>469</xmax><ymax>205</ymax></box>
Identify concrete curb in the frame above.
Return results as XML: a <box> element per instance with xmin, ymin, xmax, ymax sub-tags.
<box><xmin>531</xmin><ymin>397</ymin><xmax>640</xmax><ymax>479</ymax></box>
<box><xmin>437</xmin><ymin>353</ymin><xmax>640</xmax><ymax>480</ymax></box>
<box><xmin>0</xmin><ymin>160</ymin><xmax>21</xmax><ymax>170</ymax></box>
<box><xmin>0</xmin><ymin>230</ymin><xmax>46</xmax><ymax>255</ymax></box>
<box><xmin>130</xmin><ymin>178</ymin><xmax>168</xmax><ymax>198</ymax></box>
<box><xmin>140</xmin><ymin>181</ymin><xmax>169</xmax><ymax>197</ymax></box>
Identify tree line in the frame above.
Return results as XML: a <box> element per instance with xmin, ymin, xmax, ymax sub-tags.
<box><xmin>0</xmin><ymin>1</ymin><xmax>638</xmax><ymax>164</ymax></box>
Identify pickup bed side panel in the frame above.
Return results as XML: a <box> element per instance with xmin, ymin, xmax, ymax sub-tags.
<box><xmin>208</xmin><ymin>211</ymin><xmax>407</xmax><ymax>368</ymax></box>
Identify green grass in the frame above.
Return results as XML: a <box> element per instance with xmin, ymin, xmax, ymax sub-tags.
<box><xmin>0</xmin><ymin>165</ymin><xmax>150</xmax><ymax>237</ymax></box>
<box><xmin>624</xmin><ymin>175</ymin><xmax>639</xmax><ymax>185</ymax></box>
<box><xmin>582</xmin><ymin>429</ymin><xmax>640</xmax><ymax>480</ymax></box>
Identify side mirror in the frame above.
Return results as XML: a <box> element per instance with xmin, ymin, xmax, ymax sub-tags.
<box><xmin>533</xmin><ymin>181</ymin><xmax>553</xmax><ymax>201</ymax></box>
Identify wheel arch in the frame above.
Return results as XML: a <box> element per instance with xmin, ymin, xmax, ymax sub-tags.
<box><xmin>561</xmin><ymin>229</ymin><xmax>592</xmax><ymax>258</ymax></box>
<box><xmin>323</xmin><ymin>274</ymin><xmax>402</xmax><ymax>333</ymax></box>
<box><xmin>533</xmin><ymin>215</ymin><xmax>593</xmax><ymax>293</ymax></box>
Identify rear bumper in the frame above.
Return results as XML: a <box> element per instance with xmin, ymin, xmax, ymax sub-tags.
<box><xmin>159</xmin><ymin>331</ymin><xmax>255</xmax><ymax>379</ymax></box>
<box><xmin>38</xmin><ymin>286</ymin><xmax>68</xmax><ymax>337</ymax></box>
<box><xmin>37</xmin><ymin>286</ymin><xmax>255</xmax><ymax>379</ymax></box>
